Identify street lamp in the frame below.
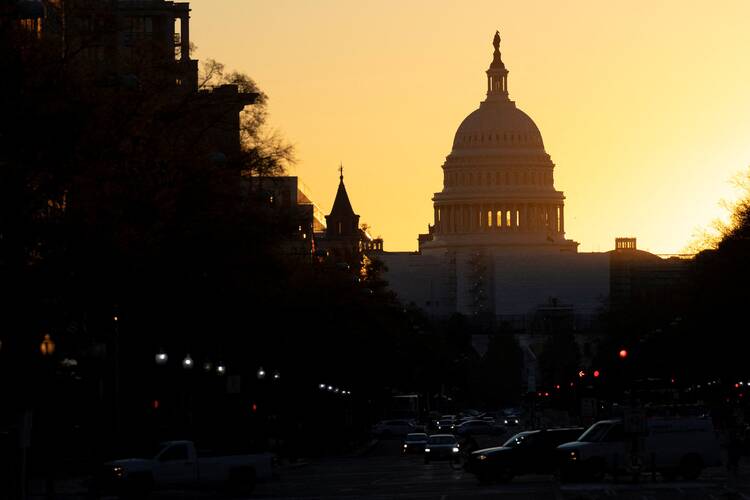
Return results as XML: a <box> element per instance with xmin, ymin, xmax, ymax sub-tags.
<box><xmin>155</xmin><ymin>350</ymin><xmax>168</xmax><ymax>365</ymax></box>
<box><xmin>182</xmin><ymin>354</ymin><xmax>194</xmax><ymax>369</ymax></box>
<box><xmin>216</xmin><ymin>363</ymin><xmax>226</xmax><ymax>375</ymax></box>
<box><xmin>40</xmin><ymin>334</ymin><xmax>55</xmax><ymax>356</ymax></box>
<box><xmin>257</xmin><ymin>367</ymin><xmax>266</xmax><ymax>380</ymax></box>
<box><xmin>272</xmin><ymin>371</ymin><xmax>280</xmax><ymax>380</ymax></box>
<box><xmin>203</xmin><ymin>362</ymin><xmax>213</xmax><ymax>372</ymax></box>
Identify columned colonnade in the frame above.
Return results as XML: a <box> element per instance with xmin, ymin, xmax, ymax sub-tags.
<box><xmin>434</xmin><ymin>202</ymin><xmax>564</xmax><ymax>234</ymax></box>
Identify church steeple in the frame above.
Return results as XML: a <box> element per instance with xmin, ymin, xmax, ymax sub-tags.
<box><xmin>485</xmin><ymin>30</ymin><xmax>509</xmax><ymax>101</ymax></box>
<box><xmin>325</xmin><ymin>165</ymin><xmax>360</xmax><ymax>238</ymax></box>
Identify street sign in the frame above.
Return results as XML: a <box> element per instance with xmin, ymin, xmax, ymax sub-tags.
<box><xmin>624</xmin><ymin>408</ymin><xmax>647</xmax><ymax>434</ymax></box>
<box><xmin>581</xmin><ymin>397</ymin><xmax>597</xmax><ymax>418</ymax></box>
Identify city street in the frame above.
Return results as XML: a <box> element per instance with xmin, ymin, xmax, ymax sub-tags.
<box><xmin>249</xmin><ymin>439</ymin><xmax>750</xmax><ymax>500</ymax></box>
<box><xmin>29</xmin><ymin>437</ymin><xmax>750</xmax><ymax>499</ymax></box>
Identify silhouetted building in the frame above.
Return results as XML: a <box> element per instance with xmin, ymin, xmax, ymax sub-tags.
<box><xmin>7</xmin><ymin>0</ymin><xmax>254</xmax><ymax>161</ymax></box>
<box><xmin>608</xmin><ymin>237</ymin><xmax>690</xmax><ymax>312</ymax></box>
<box><xmin>10</xmin><ymin>0</ymin><xmax>198</xmax><ymax>89</ymax></box>
<box><xmin>248</xmin><ymin>176</ymin><xmax>327</xmax><ymax>256</ymax></box>
<box><xmin>317</xmin><ymin>169</ymin><xmax>383</xmax><ymax>261</ymax></box>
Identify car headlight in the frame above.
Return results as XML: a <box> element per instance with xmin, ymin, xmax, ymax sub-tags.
<box><xmin>477</xmin><ymin>454</ymin><xmax>487</xmax><ymax>461</ymax></box>
<box><xmin>568</xmin><ymin>450</ymin><xmax>578</xmax><ymax>461</ymax></box>
<box><xmin>452</xmin><ymin>447</ymin><xmax>460</xmax><ymax>453</ymax></box>
<box><xmin>403</xmin><ymin>444</ymin><xmax>408</xmax><ymax>448</ymax></box>
<box><xmin>112</xmin><ymin>466</ymin><xmax>124</xmax><ymax>478</ymax></box>
<box><xmin>425</xmin><ymin>448</ymin><xmax>431</xmax><ymax>452</ymax></box>
<box><xmin>504</xmin><ymin>419</ymin><xmax>508</xmax><ymax>424</ymax></box>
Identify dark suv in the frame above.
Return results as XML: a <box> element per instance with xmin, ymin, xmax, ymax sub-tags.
<box><xmin>466</xmin><ymin>427</ymin><xmax>584</xmax><ymax>483</ymax></box>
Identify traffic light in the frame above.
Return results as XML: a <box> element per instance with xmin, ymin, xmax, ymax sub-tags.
<box><xmin>578</xmin><ymin>370</ymin><xmax>586</xmax><ymax>378</ymax></box>
<box><xmin>593</xmin><ymin>370</ymin><xmax>601</xmax><ymax>378</ymax></box>
<box><xmin>619</xmin><ymin>349</ymin><xmax>628</xmax><ymax>359</ymax></box>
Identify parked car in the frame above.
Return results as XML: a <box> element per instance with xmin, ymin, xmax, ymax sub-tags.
<box><xmin>92</xmin><ymin>440</ymin><xmax>273</xmax><ymax>496</ymax></box>
<box><xmin>402</xmin><ymin>433</ymin><xmax>428</xmax><ymax>454</ymax></box>
<box><xmin>424</xmin><ymin>434</ymin><xmax>461</xmax><ymax>464</ymax></box>
<box><xmin>456</xmin><ymin>420</ymin><xmax>504</xmax><ymax>436</ymax></box>
<box><xmin>557</xmin><ymin>417</ymin><xmax>721</xmax><ymax>481</ymax></box>
<box><xmin>371</xmin><ymin>419</ymin><xmax>416</xmax><ymax>437</ymax></box>
<box><xmin>466</xmin><ymin>427</ymin><xmax>584</xmax><ymax>483</ymax></box>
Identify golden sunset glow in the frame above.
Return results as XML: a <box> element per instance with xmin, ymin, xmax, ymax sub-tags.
<box><xmin>189</xmin><ymin>0</ymin><xmax>750</xmax><ymax>253</ymax></box>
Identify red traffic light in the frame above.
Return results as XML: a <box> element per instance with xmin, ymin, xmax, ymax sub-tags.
<box><xmin>593</xmin><ymin>370</ymin><xmax>600</xmax><ymax>378</ymax></box>
<box><xmin>152</xmin><ymin>399</ymin><xmax>160</xmax><ymax>410</ymax></box>
<box><xmin>619</xmin><ymin>349</ymin><xmax>628</xmax><ymax>359</ymax></box>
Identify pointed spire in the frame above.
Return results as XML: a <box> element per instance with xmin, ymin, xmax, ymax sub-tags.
<box><xmin>485</xmin><ymin>30</ymin><xmax>509</xmax><ymax>101</ymax></box>
<box><xmin>329</xmin><ymin>164</ymin><xmax>356</xmax><ymax>218</ymax></box>
<box><xmin>326</xmin><ymin>164</ymin><xmax>360</xmax><ymax>239</ymax></box>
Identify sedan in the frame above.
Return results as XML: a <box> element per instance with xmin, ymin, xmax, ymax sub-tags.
<box><xmin>466</xmin><ymin>427</ymin><xmax>584</xmax><ymax>483</ymax></box>
<box><xmin>436</xmin><ymin>419</ymin><xmax>456</xmax><ymax>433</ymax></box>
<box><xmin>402</xmin><ymin>433</ymin><xmax>428</xmax><ymax>454</ymax></box>
<box><xmin>424</xmin><ymin>434</ymin><xmax>460</xmax><ymax>464</ymax></box>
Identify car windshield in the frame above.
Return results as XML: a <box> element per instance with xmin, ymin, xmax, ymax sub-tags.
<box><xmin>428</xmin><ymin>436</ymin><xmax>456</xmax><ymax>445</ymax></box>
<box><xmin>502</xmin><ymin>432</ymin><xmax>533</xmax><ymax>448</ymax></box>
<box><xmin>578</xmin><ymin>422</ymin><xmax>613</xmax><ymax>443</ymax></box>
<box><xmin>406</xmin><ymin>434</ymin><xmax>427</xmax><ymax>442</ymax></box>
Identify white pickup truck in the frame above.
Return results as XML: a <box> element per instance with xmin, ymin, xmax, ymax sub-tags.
<box><xmin>557</xmin><ymin>417</ymin><xmax>721</xmax><ymax>481</ymax></box>
<box><xmin>94</xmin><ymin>440</ymin><xmax>274</xmax><ymax>496</ymax></box>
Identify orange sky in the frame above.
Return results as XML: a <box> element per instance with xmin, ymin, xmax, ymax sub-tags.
<box><xmin>189</xmin><ymin>0</ymin><xmax>750</xmax><ymax>254</ymax></box>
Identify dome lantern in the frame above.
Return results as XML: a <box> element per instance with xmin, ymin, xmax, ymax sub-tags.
<box><xmin>486</xmin><ymin>30</ymin><xmax>509</xmax><ymax>101</ymax></box>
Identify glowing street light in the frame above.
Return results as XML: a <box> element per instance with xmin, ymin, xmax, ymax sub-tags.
<box><xmin>40</xmin><ymin>334</ymin><xmax>56</xmax><ymax>356</ymax></box>
<box><xmin>155</xmin><ymin>350</ymin><xmax>168</xmax><ymax>365</ymax></box>
<box><xmin>182</xmin><ymin>354</ymin><xmax>194</xmax><ymax>369</ymax></box>
<box><xmin>216</xmin><ymin>363</ymin><xmax>226</xmax><ymax>375</ymax></box>
<box><xmin>272</xmin><ymin>371</ymin><xmax>280</xmax><ymax>380</ymax></box>
<box><xmin>257</xmin><ymin>367</ymin><xmax>266</xmax><ymax>380</ymax></box>
<box><xmin>203</xmin><ymin>361</ymin><xmax>213</xmax><ymax>372</ymax></box>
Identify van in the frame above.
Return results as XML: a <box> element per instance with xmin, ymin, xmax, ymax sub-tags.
<box><xmin>557</xmin><ymin>417</ymin><xmax>721</xmax><ymax>481</ymax></box>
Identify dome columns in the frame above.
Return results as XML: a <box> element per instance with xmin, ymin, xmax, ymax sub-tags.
<box><xmin>433</xmin><ymin>201</ymin><xmax>564</xmax><ymax>236</ymax></box>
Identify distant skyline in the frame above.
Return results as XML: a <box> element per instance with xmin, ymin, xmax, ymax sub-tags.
<box><xmin>189</xmin><ymin>0</ymin><xmax>750</xmax><ymax>254</ymax></box>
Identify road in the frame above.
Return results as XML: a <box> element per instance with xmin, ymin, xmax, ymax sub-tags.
<box><xmin>250</xmin><ymin>438</ymin><xmax>750</xmax><ymax>500</ymax></box>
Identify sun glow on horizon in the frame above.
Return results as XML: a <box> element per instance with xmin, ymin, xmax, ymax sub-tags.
<box><xmin>189</xmin><ymin>0</ymin><xmax>750</xmax><ymax>254</ymax></box>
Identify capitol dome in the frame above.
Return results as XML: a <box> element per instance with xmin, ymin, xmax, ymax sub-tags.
<box><xmin>421</xmin><ymin>31</ymin><xmax>578</xmax><ymax>253</ymax></box>
<box><xmin>452</xmin><ymin>102</ymin><xmax>545</xmax><ymax>152</ymax></box>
